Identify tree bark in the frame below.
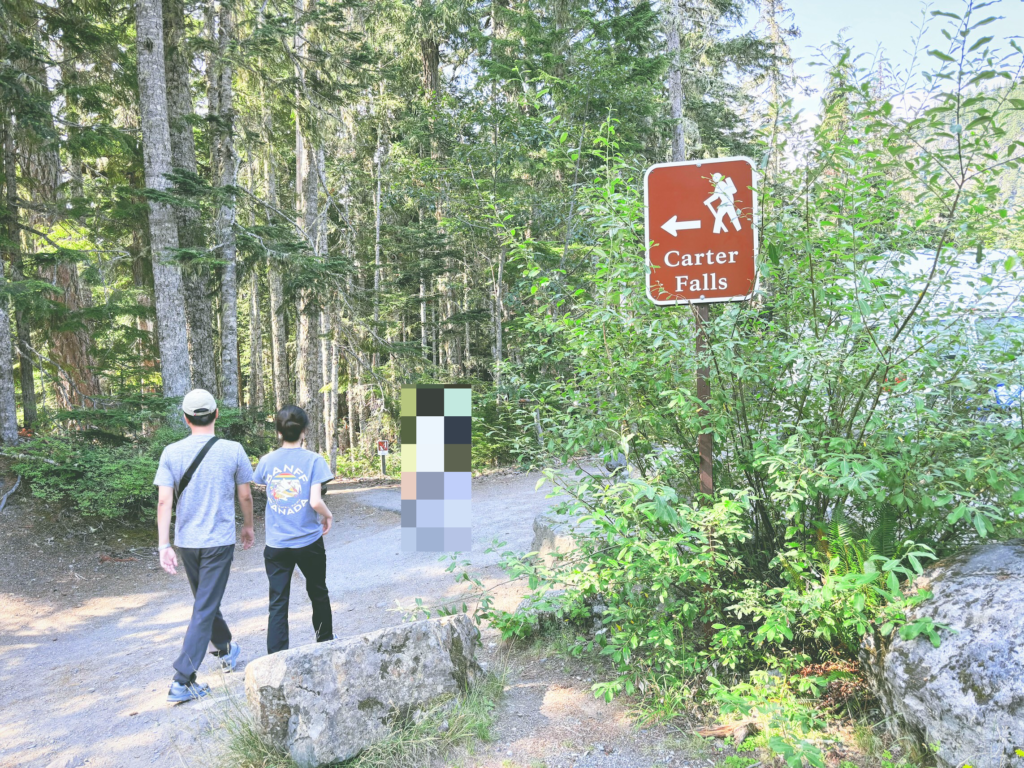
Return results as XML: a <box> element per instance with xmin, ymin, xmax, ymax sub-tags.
<box><xmin>665</xmin><ymin>0</ymin><xmax>686</xmax><ymax>163</ymax></box>
<box><xmin>328</xmin><ymin>327</ymin><xmax>339</xmax><ymax>473</ymax></box>
<box><xmin>20</xmin><ymin>49</ymin><xmax>101</xmax><ymax>410</ymax></box>
<box><xmin>294</xmin><ymin>0</ymin><xmax>322</xmax><ymax>451</ymax></box>
<box><xmin>10</xmin><ymin>261</ymin><xmax>36</xmax><ymax>426</ymax></box>
<box><xmin>130</xmin><ymin>229</ymin><xmax>157</xmax><ymax>386</ymax></box>
<box><xmin>295</xmin><ymin>134</ymin><xmax>322</xmax><ymax>449</ymax></box>
<box><xmin>264</xmin><ymin>140</ymin><xmax>289</xmax><ymax>410</ymax></box>
<box><xmin>494</xmin><ymin>244</ymin><xmax>505</xmax><ymax>397</ymax></box>
<box><xmin>164</xmin><ymin>0</ymin><xmax>217</xmax><ymax>390</ymax></box>
<box><xmin>3</xmin><ymin>116</ymin><xmax>36</xmax><ymax>426</ymax></box>
<box><xmin>346</xmin><ymin>362</ymin><xmax>356</xmax><ymax>469</ymax></box>
<box><xmin>211</xmin><ymin>0</ymin><xmax>239</xmax><ymax>407</ymax></box>
<box><xmin>321</xmin><ymin>310</ymin><xmax>331</xmax><ymax>451</ymax></box>
<box><xmin>420</xmin><ymin>275</ymin><xmax>428</xmax><ymax>360</ymax></box>
<box><xmin>248</xmin><ymin>268</ymin><xmax>265</xmax><ymax>410</ymax></box>
<box><xmin>373</xmin><ymin>124</ymin><xmax>382</xmax><ymax>339</ymax></box>
<box><xmin>421</xmin><ymin>37</ymin><xmax>440</xmax><ymax>96</ymax></box>
<box><xmin>135</xmin><ymin>0</ymin><xmax>191</xmax><ymax>398</ymax></box>
<box><xmin>0</xmin><ymin>260</ymin><xmax>20</xmax><ymax>443</ymax></box>
<box><xmin>0</xmin><ymin>111</ymin><xmax>22</xmax><ymax>441</ymax></box>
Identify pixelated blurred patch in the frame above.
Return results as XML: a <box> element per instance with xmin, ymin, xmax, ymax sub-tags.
<box><xmin>400</xmin><ymin>384</ymin><xmax>473</xmax><ymax>553</ymax></box>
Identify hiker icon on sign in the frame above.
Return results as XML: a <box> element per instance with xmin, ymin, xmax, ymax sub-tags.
<box><xmin>704</xmin><ymin>173</ymin><xmax>741</xmax><ymax>234</ymax></box>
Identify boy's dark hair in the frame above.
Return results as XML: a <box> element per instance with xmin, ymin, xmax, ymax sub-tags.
<box><xmin>276</xmin><ymin>405</ymin><xmax>309</xmax><ymax>443</ymax></box>
<box><xmin>185</xmin><ymin>410</ymin><xmax>217</xmax><ymax>427</ymax></box>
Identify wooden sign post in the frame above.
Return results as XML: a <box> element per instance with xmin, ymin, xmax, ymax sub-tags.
<box><xmin>644</xmin><ymin>157</ymin><xmax>759</xmax><ymax>496</ymax></box>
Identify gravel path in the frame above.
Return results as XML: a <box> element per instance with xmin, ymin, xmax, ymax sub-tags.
<box><xmin>0</xmin><ymin>469</ymin><xmax>705</xmax><ymax>768</ymax></box>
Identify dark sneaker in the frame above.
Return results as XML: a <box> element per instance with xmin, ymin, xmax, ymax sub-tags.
<box><xmin>167</xmin><ymin>680</ymin><xmax>211</xmax><ymax>704</ymax></box>
<box><xmin>219</xmin><ymin>641</ymin><xmax>242</xmax><ymax>673</ymax></box>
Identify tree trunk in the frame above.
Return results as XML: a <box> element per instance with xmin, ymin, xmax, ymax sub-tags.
<box><xmin>0</xmin><ymin>111</ymin><xmax>22</xmax><ymax>441</ymax></box>
<box><xmin>211</xmin><ymin>0</ymin><xmax>239</xmax><ymax>407</ymax></box>
<box><xmin>328</xmin><ymin>328</ymin><xmax>339</xmax><ymax>473</ymax></box>
<box><xmin>10</xmin><ymin>261</ymin><xmax>36</xmax><ymax>426</ymax></box>
<box><xmin>665</xmin><ymin>0</ymin><xmax>686</xmax><ymax>163</ymax></box>
<box><xmin>295</xmin><ymin>137</ymin><xmax>322</xmax><ymax>450</ymax></box>
<box><xmin>431</xmin><ymin>301</ymin><xmax>438</xmax><ymax>366</ymax></box>
<box><xmin>264</xmin><ymin>142</ymin><xmax>289</xmax><ymax>410</ymax></box>
<box><xmin>0</xmin><ymin>259</ymin><xmax>20</xmax><ymax>443</ymax></box>
<box><xmin>47</xmin><ymin>262</ymin><xmax>100</xmax><ymax>409</ymax></box>
<box><xmin>3</xmin><ymin>117</ymin><xmax>36</xmax><ymax>426</ymax></box>
<box><xmin>164</xmin><ymin>0</ymin><xmax>217</xmax><ymax>390</ymax></box>
<box><xmin>268</xmin><ymin>266</ymin><xmax>288</xmax><ymax>410</ymax></box>
<box><xmin>321</xmin><ymin>310</ymin><xmax>331</xmax><ymax>451</ymax></box>
<box><xmin>373</xmin><ymin>125</ymin><xmax>382</xmax><ymax>367</ymax></box>
<box><xmin>130</xmin><ymin>229</ymin><xmax>157</xmax><ymax>387</ymax></box>
<box><xmin>135</xmin><ymin>0</ymin><xmax>191</xmax><ymax>398</ymax></box>
<box><xmin>346</xmin><ymin>363</ymin><xmax>356</xmax><ymax>470</ymax></box>
<box><xmin>494</xmin><ymin>244</ymin><xmax>505</xmax><ymax>397</ymax></box>
<box><xmin>464</xmin><ymin>260</ymin><xmax>472</xmax><ymax>376</ymax></box>
<box><xmin>421</xmin><ymin>37</ymin><xmax>440</xmax><ymax>96</ymax></box>
<box><xmin>420</xmin><ymin>275</ymin><xmax>428</xmax><ymax>360</ymax></box>
<box><xmin>248</xmin><ymin>268</ymin><xmax>265</xmax><ymax>410</ymax></box>
<box><xmin>19</xmin><ymin>54</ymin><xmax>101</xmax><ymax>410</ymax></box>
<box><xmin>294</xmin><ymin>0</ymin><xmax>323</xmax><ymax>451</ymax></box>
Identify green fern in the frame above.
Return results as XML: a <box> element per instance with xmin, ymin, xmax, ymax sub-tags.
<box><xmin>820</xmin><ymin>507</ymin><xmax>870</xmax><ymax>576</ymax></box>
<box><xmin>868</xmin><ymin>507</ymin><xmax>898</xmax><ymax>559</ymax></box>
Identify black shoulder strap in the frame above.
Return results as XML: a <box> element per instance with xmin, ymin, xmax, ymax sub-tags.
<box><xmin>174</xmin><ymin>436</ymin><xmax>220</xmax><ymax>505</ymax></box>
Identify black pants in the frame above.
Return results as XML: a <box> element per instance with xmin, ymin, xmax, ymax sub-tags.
<box><xmin>264</xmin><ymin>537</ymin><xmax>333</xmax><ymax>654</ymax></box>
<box><xmin>174</xmin><ymin>544</ymin><xmax>234</xmax><ymax>685</ymax></box>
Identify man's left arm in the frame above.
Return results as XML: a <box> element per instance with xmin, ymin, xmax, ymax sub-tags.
<box><xmin>237</xmin><ymin>483</ymin><xmax>254</xmax><ymax>549</ymax></box>
<box><xmin>236</xmin><ymin>445</ymin><xmax>255</xmax><ymax>550</ymax></box>
<box><xmin>157</xmin><ymin>486</ymin><xmax>178</xmax><ymax>574</ymax></box>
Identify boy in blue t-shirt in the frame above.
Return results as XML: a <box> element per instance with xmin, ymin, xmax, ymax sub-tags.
<box><xmin>253</xmin><ymin>405</ymin><xmax>335</xmax><ymax>653</ymax></box>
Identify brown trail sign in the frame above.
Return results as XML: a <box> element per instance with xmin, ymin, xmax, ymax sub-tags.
<box><xmin>643</xmin><ymin>158</ymin><xmax>759</xmax><ymax>496</ymax></box>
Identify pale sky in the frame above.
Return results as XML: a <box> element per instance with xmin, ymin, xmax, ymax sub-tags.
<box><xmin>781</xmin><ymin>0</ymin><xmax>1024</xmax><ymax>115</ymax></box>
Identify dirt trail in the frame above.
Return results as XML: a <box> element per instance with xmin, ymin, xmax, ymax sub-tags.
<box><xmin>0</xmin><ymin>470</ymin><xmax>699</xmax><ymax>768</ymax></box>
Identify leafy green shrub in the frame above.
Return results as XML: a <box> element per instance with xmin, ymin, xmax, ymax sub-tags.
<box><xmin>10</xmin><ymin>436</ymin><xmax>160</xmax><ymax>519</ymax></box>
<box><xmin>7</xmin><ymin>399</ymin><xmax>277</xmax><ymax>519</ymax></box>
<box><xmin>471</xmin><ymin>391</ymin><xmax>543</xmax><ymax>470</ymax></box>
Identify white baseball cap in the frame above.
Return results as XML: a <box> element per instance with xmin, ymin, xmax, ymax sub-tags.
<box><xmin>182</xmin><ymin>389</ymin><xmax>217</xmax><ymax>417</ymax></box>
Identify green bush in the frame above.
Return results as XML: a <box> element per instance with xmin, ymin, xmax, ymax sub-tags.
<box><xmin>471</xmin><ymin>390</ymin><xmax>544</xmax><ymax>470</ymax></box>
<box><xmin>11</xmin><ymin>436</ymin><xmax>160</xmax><ymax>519</ymax></box>
<box><xmin>7</xmin><ymin>400</ymin><xmax>277</xmax><ymax>519</ymax></box>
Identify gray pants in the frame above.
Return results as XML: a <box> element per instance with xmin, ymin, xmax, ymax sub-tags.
<box><xmin>173</xmin><ymin>544</ymin><xmax>234</xmax><ymax>685</ymax></box>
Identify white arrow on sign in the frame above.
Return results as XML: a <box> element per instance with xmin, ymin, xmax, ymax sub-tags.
<box><xmin>661</xmin><ymin>215</ymin><xmax>702</xmax><ymax>236</ymax></box>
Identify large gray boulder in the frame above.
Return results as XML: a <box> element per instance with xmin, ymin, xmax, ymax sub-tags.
<box><xmin>861</xmin><ymin>540</ymin><xmax>1024</xmax><ymax>768</ymax></box>
<box><xmin>245</xmin><ymin>613</ymin><xmax>482</xmax><ymax>767</ymax></box>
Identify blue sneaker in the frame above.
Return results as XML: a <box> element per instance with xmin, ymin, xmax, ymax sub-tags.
<box><xmin>218</xmin><ymin>641</ymin><xmax>242</xmax><ymax>673</ymax></box>
<box><xmin>167</xmin><ymin>680</ymin><xmax>211</xmax><ymax>704</ymax></box>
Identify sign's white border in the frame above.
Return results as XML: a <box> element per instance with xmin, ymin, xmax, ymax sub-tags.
<box><xmin>643</xmin><ymin>156</ymin><xmax>760</xmax><ymax>306</ymax></box>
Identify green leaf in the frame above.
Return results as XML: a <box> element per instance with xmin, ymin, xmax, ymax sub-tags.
<box><xmin>968</xmin><ymin>36</ymin><xmax>993</xmax><ymax>53</ymax></box>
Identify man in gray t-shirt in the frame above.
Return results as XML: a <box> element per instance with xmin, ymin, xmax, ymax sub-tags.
<box><xmin>155</xmin><ymin>389</ymin><xmax>254</xmax><ymax>704</ymax></box>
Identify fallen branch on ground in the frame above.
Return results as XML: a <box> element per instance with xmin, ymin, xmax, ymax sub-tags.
<box><xmin>2</xmin><ymin>452</ymin><xmax>59</xmax><ymax>465</ymax></box>
<box><xmin>0</xmin><ymin>475</ymin><xmax>22</xmax><ymax>513</ymax></box>
<box><xmin>99</xmin><ymin>554</ymin><xmax>138</xmax><ymax>563</ymax></box>
<box><xmin>695</xmin><ymin>718</ymin><xmax>759</xmax><ymax>744</ymax></box>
